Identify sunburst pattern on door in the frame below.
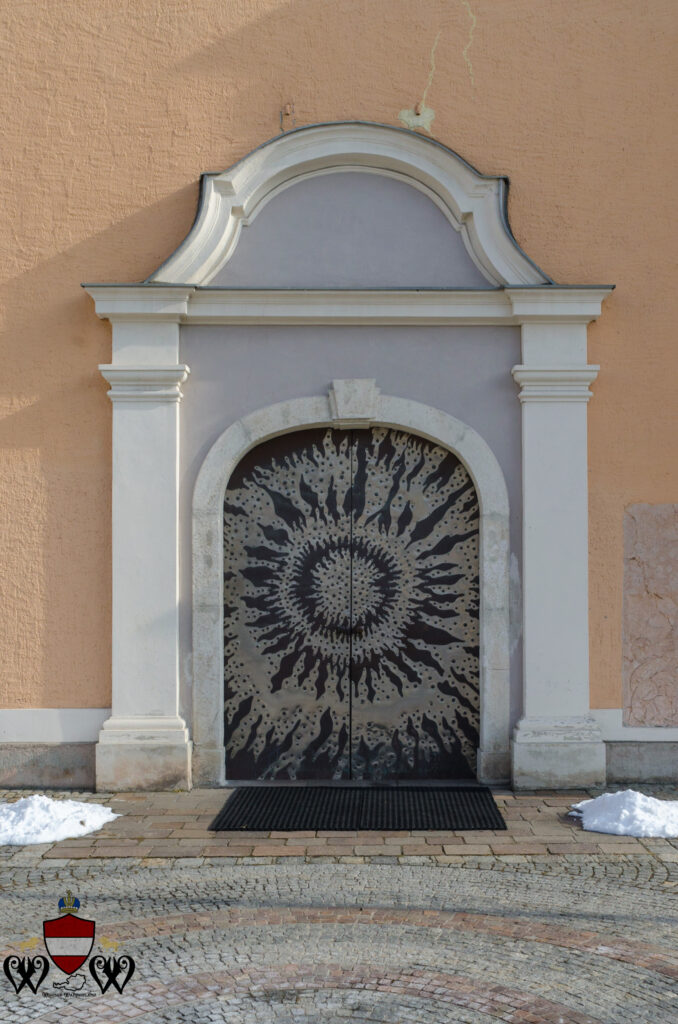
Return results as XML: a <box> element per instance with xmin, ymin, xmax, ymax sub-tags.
<box><xmin>223</xmin><ymin>427</ymin><xmax>479</xmax><ymax>780</ymax></box>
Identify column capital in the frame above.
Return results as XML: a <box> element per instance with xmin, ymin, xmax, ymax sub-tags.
<box><xmin>84</xmin><ymin>285</ymin><xmax>194</xmax><ymax>322</ymax></box>
<box><xmin>99</xmin><ymin>365</ymin><xmax>190</xmax><ymax>402</ymax></box>
<box><xmin>511</xmin><ymin>365</ymin><xmax>599</xmax><ymax>403</ymax></box>
<box><xmin>506</xmin><ymin>287</ymin><xmax>613</xmax><ymax>322</ymax></box>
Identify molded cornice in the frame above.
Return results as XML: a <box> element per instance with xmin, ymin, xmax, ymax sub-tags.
<box><xmin>85</xmin><ymin>286</ymin><xmax>613</xmax><ymax>326</ymax></box>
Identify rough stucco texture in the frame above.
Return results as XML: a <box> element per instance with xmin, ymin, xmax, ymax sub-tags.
<box><xmin>623</xmin><ymin>505</ymin><xmax>678</xmax><ymax>727</ymax></box>
<box><xmin>0</xmin><ymin>1</ymin><xmax>676</xmax><ymax>709</ymax></box>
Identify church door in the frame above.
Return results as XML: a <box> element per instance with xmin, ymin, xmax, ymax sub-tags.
<box><xmin>223</xmin><ymin>427</ymin><xmax>480</xmax><ymax>781</ymax></box>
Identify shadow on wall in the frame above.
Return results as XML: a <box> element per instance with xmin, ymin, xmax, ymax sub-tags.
<box><xmin>0</xmin><ymin>0</ymin><xmax>488</xmax><ymax>715</ymax></box>
<box><xmin>0</xmin><ymin>186</ymin><xmax>198</xmax><ymax>709</ymax></box>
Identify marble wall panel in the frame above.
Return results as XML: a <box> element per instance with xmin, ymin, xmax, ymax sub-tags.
<box><xmin>623</xmin><ymin>504</ymin><xmax>678</xmax><ymax>726</ymax></box>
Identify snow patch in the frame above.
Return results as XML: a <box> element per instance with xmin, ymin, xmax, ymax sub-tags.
<box><xmin>0</xmin><ymin>794</ymin><xmax>118</xmax><ymax>845</ymax></box>
<box><xmin>570</xmin><ymin>789</ymin><xmax>678</xmax><ymax>837</ymax></box>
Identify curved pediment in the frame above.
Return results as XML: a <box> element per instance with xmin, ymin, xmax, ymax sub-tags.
<box><xmin>149</xmin><ymin>122</ymin><xmax>552</xmax><ymax>288</ymax></box>
<box><xmin>207</xmin><ymin>171</ymin><xmax>490</xmax><ymax>289</ymax></box>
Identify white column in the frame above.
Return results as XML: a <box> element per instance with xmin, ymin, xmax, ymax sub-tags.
<box><xmin>95</xmin><ymin>313</ymin><xmax>191</xmax><ymax>790</ymax></box>
<box><xmin>511</xmin><ymin>319</ymin><xmax>606</xmax><ymax>788</ymax></box>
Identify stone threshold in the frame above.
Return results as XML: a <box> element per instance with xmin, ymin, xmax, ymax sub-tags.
<box><xmin>0</xmin><ymin>786</ymin><xmax>677</xmax><ymax>865</ymax></box>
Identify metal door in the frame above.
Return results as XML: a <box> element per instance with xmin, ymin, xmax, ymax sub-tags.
<box><xmin>223</xmin><ymin>427</ymin><xmax>479</xmax><ymax>780</ymax></box>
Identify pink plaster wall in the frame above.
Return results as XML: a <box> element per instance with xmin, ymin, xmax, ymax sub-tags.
<box><xmin>0</xmin><ymin>1</ymin><xmax>676</xmax><ymax>709</ymax></box>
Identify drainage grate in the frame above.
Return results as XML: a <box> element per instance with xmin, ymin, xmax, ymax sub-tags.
<box><xmin>209</xmin><ymin>786</ymin><xmax>506</xmax><ymax>832</ymax></box>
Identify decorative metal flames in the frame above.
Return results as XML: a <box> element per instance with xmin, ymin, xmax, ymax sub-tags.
<box><xmin>223</xmin><ymin>427</ymin><xmax>479</xmax><ymax>780</ymax></box>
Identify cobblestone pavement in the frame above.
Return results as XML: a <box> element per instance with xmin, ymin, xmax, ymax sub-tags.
<box><xmin>0</xmin><ymin>855</ymin><xmax>677</xmax><ymax>1022</ymax></box>
<box><xmin>0</xmin><ymin>787</ymin><xmax>677</xmax><ymax>1021</ymax></box>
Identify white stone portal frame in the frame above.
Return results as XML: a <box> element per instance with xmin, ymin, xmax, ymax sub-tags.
<box><xmin>84</xmin><ymin>122</ymin><xmax>614</xmax><ymax>790</ymax></box>
<box><xmin>192</xmin><ymin>384</ymin><xmax>511</xmax><ymax>787</ymax></box>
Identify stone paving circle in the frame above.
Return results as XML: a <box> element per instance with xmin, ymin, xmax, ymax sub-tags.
<box><xmin>0</xmin><ymin>785</ymin><xmax>676</xmax><ymax>1021</ymax></box>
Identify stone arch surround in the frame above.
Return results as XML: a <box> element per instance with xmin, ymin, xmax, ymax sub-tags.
<box><xmin>192</xmin><ymin>382</ymin><xmax>511</xmax><ymax>787</ymax></box>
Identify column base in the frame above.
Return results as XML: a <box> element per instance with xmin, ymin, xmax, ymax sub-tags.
<box><xmin>95</xmin><ymin>717</ymin><xmax>192</xmax><ymax>791</ymax></box>
<box><xmin>511</xmin><ymin>716</ymin><xmax>606</xmax><ymax>790</ymax></box>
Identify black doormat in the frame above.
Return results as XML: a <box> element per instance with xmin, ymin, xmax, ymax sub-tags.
<box><xmin>209</xmin><ymin>786</ymin><xmax>506</xmax><ymax>832</ymax></box>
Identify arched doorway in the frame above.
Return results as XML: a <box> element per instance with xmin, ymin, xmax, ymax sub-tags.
<box><xmin>191</xmin><ymin>384</ymin><xmax>511</xmax><ymax>788</ymax></box>
<box><xmin>88</xmin><ymin>122</ymin><xmax>609</xmax><ymax>792</ymax></box>
<box><xmin>223</xmin><ymin>426</ymin><xmax>480</xmax><ymax>781</ymax></box>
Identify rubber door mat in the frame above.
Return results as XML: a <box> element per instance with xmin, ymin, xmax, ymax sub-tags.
<box><xmin>209</xmin><ymin>786</ymin><xmax>506</xmax><ymax>832</ymax></box>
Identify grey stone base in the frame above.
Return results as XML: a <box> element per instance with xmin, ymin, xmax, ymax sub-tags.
<box><xmin>477</xmin><ymin>747</ymin><xmax>511</xmax><ymax>786</ymax></box>
<box><xmin>511</xmin><ymin>717</ymin><xmax>606</xmax><ymax>790</ymax></box>
<box><xmin>95</xmin><ymin>741</ymin><xmax>192</xmax><ymax>791</ymax></box>
<box><xmin>512</xmin><ymin>741</ymin><xmax>607</xmax><ymax>789</ymax></box>
<box><xmin>606</xmin><ymin>741</ymin><xmax>678</xmax><ymax>784</ymax></box>
<box><xmin>3</xmin><ymin>739</ymin><xmax>674</xmax><ymax>791</ymax></box>
<box><xmin>0</xmin><ymin>743</ymin><xmax>95</xmax><ymax>789</ymax></box>
<box><xmin>192</xmin><ymin>745</ymin><xmax>225</xmax><ymax>787</ymax></box>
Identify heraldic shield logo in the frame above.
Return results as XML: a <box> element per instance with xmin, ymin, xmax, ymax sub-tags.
<box><xmin>42</xmin><ymin>891</ymin><xmax>95</xmax><ymax>975</ymax></box>
<box><xmin>3</xmin><ymin>890</ymin><xmax>136</xmax><ymax>998</ymax></box>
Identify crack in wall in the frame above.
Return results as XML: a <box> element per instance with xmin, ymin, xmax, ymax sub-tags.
<box><xmin>397</xmin><ymin>1</ymin><xmax>476</xmax><ymax>134</ymax></box>
<box><xmin>461</xmin><ymin>0</ymin><xmax>476</xmax><ymax>89</ymax></box>
<box><xmin>421</xmin><ymin>29</ymin><xmax>442</xmax><ymax>109</ymax></box>
<box><xmin>398</xmin><ymin>31</ymin><xmax>441</xmax><ymax>134</ymax></box>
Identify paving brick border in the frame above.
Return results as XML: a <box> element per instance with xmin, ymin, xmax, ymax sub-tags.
<box><xmin>13</xmin><ymin>905</ymin><xmax>670</xmax><ymax>981</ymax></box>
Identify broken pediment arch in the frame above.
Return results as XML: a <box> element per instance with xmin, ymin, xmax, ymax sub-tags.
<box><xmin>149</xmin><ymin>121</ymin><xmax>552</xmax><ymax>288</ymax></box>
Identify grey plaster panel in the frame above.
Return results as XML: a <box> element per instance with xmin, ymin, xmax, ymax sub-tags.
<box><xmin>179</xmin><ymin>325</ymin><xmax>522</xmax><ymax>732</ymax></box>
<box><xmin>210</xmin><ymin>172</ymin><xmax>490</xmax><ymax>288</ymax></box>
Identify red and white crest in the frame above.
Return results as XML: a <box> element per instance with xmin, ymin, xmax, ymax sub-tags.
<box><xmin>43</xmin><ymin>914</ymin><xmax>95</xmax><ymax>975</ymax></box>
